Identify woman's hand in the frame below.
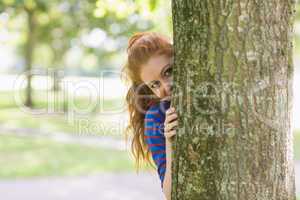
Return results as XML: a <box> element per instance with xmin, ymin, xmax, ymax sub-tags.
<box><xmin>164</xmin><ymin>107</ymin><xmax>178</xmax><ymax>142</ymax></box>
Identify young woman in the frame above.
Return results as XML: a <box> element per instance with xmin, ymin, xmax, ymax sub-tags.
<box><xmin>121</xmin><ymin>32</ymin><xmax>178</xmax><ymax>200</ymax></box>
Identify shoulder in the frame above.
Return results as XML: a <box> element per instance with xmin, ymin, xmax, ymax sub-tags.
<box><xmin>144</xmin><ymin>100</ymin><xmax>171</xmax><ymax>123</ymax></box>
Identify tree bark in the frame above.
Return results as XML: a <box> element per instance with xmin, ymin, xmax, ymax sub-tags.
<box><xmin>171</xmin><ymin>0</ymin><xmax>297</xmax><ymax>199</ymax></box>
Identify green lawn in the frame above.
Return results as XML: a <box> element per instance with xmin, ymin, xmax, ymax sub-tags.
<box><xmin>0</xmin><ymin>134</ymin><xmax>151</xmax><ymax>179</ymax></box>
<box><xmin>294</xmin><ymin>129</ymin><xmax>300</xmax><ymax>160</ymax></box>
<box><xmin>295</xmin><ymin>34</ymin><xmax>300</xmax><ymax>56</ymax></box>
<box><xmin>0</xmin><ymin>89</ymin><xmax>145</xmax><ymax>179</ymax></box>
<box><xmin>0</xmin><ymin>108</ymin><xmax>124</xmax><ymax>138</ymax></box>
<box><xmin>0</xmin><ymin>90</ymin><xmax>126</xmax><ymax>138</ymax></box>
<box><xmin>0</xmin><ymin>129</ymin><xmax>299</xmax><ymax>180</ymax></box>
<box><xmin>0</xmin><ymin>90</ymin><xmax>125</xmax><ymax>113</ymax></box>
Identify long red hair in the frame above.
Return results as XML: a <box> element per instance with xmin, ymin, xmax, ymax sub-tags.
<box><xmin>121</xmin><ymin>32</ymin><xmax>173</xmax><ymax>171</ymax></box>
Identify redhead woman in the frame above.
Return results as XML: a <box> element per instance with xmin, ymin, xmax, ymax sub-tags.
<box><xmin>121</xmin><ymin>32</ymin><xmax>178</xmax><ymax>200</ymax></box>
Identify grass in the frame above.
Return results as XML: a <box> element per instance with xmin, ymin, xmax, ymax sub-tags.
<box><xmin>294</xmin><ymin>129</ymin><xmax>300</xmax><ymax>160</ymax></box>
<box><xmin>0</xmin><ymin>130</ymin><xmax>299</xmax><ymax>179</ymax></box>
<box><xmin>0</xmin><ymin>90</ymin><xmax>125</xmax><ymax>113</ymax></box>
<box><xmin>0</xmin><ymin>108</ymin><xmax>124</xmax><ymax>138</ymax></box>
<box><xmin>0</xmin><ymin>134</ymin><xmax>151</xmax><ymax>179</ymax></box>
<box><xmin>295</xmin><ymin>34</ymin><xmax>300</xmax><ymax>56</ymax></box>
<box><xmin>0</xmin><ymin>108</ymin><xmax>71</xmax><ymax>131</ymax></box>
<box><xmin>0</xmin><ymin>90</ymin><xmax>126</xmax><ymax>138</ymax></box>
<box><xmin>0</xmin><ymin>109</ymin><xmax>124</xmax><ymax>138</ymax></box>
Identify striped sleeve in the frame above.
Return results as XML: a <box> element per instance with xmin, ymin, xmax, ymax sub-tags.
<box><xmin>144</xmin><ymin>105</ymin><xmax>166</xmax><ymax>189</ymax></box>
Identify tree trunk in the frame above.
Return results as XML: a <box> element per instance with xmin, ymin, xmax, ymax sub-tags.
<box><xmin>50</xmin><ymin>46</ymin><xmax>64</xmax><ymax>92</ymax></box>
<box><xmin>51</xmin><ymin>66</ymin><xmax>62</xmax><ymax>92</ymax></box>
<box><xmin>24</xmin><ymin>8</ymin><xmax>36</xmax><ymax>108</ymax></box>
<box><xmin>171</xmin><ymin>0</ymin><xmax>296</xmax><ymax>199</ymax></box>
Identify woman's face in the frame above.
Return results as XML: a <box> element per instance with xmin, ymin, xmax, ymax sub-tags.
<box><xmin>140</xmin><ymin>54</ymin><xmax>173</xmax><ymax>100</ymax></box>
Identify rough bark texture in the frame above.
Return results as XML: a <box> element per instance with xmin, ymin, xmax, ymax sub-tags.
<box><xmin>171</xmin><ymin>0</ymin><xmax>296</xmax><ymax>199</ymax></box>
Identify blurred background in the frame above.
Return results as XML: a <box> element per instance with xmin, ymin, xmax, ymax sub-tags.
<box><xmin>0</xmin><ymin>1</ymin><xmax>299</xmax><ymax>200</ymax></box>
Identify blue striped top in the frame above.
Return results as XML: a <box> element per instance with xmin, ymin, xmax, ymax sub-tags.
<box><xmin>144</xmin><ymin>100</ymin><xmax>171</xmax><ymax>189</ymax></box>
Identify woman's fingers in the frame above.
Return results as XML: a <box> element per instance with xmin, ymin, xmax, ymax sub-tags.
<box><xmin>166</xmin><ymin>107</ymin><xmax>176</xmax><ymax>115</ymax></box>
<box><xmin>164</xmin><ymin>130</ymin><xmax>176</xmax><ymax>138</ymax></box>
<box><xmin>164</xmin><ymin>107</ymin><xmax>179</xmax><ymax>139</ymax></box>
<box><xmin>165</xmin><ymin>111</ymin><xmax>178</xmax><ymax>124</ymax></box>
<box><xmin>164</xmin><ymin>120</ymin><xmax>178</xmax><ymax>132</ymax></box>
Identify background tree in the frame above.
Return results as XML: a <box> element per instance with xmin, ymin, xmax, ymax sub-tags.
<box><xmin>0</xmin><ymin>0</ymin><xmax>162</xmax><ymax>107</ymax></box>
<box><xmin>0</xmin><ymin>0</ymin><xmax>67</xmax><ymax>106</ymax></box>
<box><xmin>171</xmin><ymin>0</ymin><xmax>297</xmax><ymax>199</ymax></box>
<box><xmin>0</xmin><ymin>0</ymin><xmax>49</xmax><ymax>107</ymax></box>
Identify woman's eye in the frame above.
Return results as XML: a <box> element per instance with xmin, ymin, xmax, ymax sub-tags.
<box><xmin>163</xmin><ymin>67</ymin><xmax>173</xmax><ymax>77</ymax></box>
<box><xmin>151</xmin><ymin>81</ymin><xmax>160</xmax><ymax>89</ymax></box>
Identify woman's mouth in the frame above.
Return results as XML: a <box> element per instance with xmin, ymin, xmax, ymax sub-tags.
<box><xmin>161</xmin><ymin>95</ymin><xmax>171</xmax><ymax>101</ymax></box>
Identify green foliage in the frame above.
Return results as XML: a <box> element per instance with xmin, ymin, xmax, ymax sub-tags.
<box><xmin>149</xmin><ymin>0</ymin><xmax>158</xmax><ymax>11</ymax></box>
<box><xmin>0</xmin><ymin>0</ymin><xmax>48</xmax><ymax>11</ymax></box>
<box><xmin>0</xmin><ymin>0</ymin><xmax>158</xmax><ymax>72</ymax></box>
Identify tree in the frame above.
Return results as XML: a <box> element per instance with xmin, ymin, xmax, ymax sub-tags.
<box><xmin>0</xmin><ymin>0</ymin><xmax>58</xmax><ymax>107</ymax></box>
<box><xmin>0</xmin><ymin>0</ymin><xmax>161</xmax><ymax>97</ymax></box>
<box><xmin>171</xmin><ymin>0</ymin><xmax>297</xmax><ymax>199</ymax></box>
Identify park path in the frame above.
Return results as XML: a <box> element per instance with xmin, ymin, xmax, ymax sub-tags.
<box><xmin>0</xmin><ymin>172</ymin><xmax>165</xmax><ymax>200</ymax></box>
<box><xmin>0</xmin><ymin>163</ymin><xmax>300</xmax><ymax>200</ymax></box>
<box><xmin>295</xmin><ymin>161</ymin><xmax>300</xmax><ymax>196</ymax></box>
<box><xmin>0</xmin><ymin>125</ymin><xmax>128</xmax><ymax>151</ymax></box>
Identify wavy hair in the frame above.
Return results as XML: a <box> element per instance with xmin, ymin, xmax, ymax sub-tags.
<box><xmin>121</xmin><ymin>32</ymin><xmax>173</xmax><ymax>171</ymax></box>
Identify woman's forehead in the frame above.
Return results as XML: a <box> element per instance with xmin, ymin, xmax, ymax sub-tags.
<box><xmin>140</xmin><ymin>55</ymin><xmax>170</xmax><ymax>83</ymax></box>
